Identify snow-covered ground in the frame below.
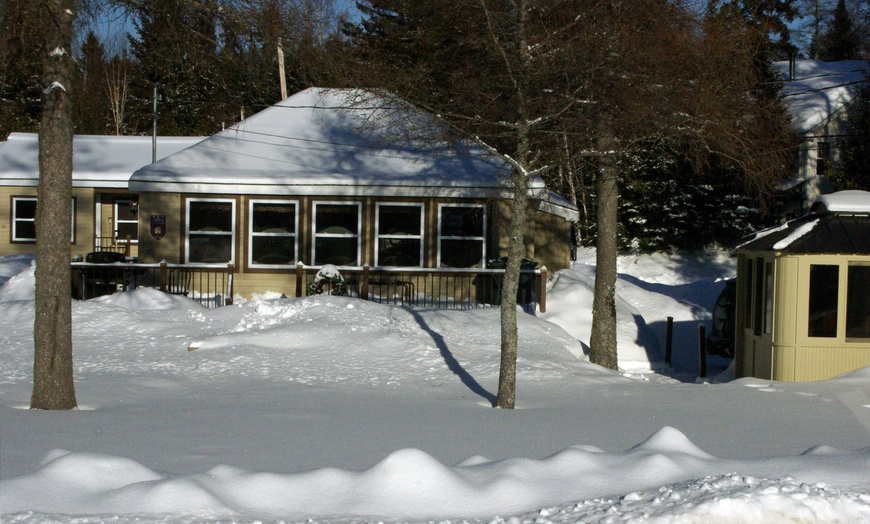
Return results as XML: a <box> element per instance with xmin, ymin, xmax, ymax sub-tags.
<box><xmin>1</xmin><ymin>250</ymin><xmax>868</xmax><ymax>523</ymax></box>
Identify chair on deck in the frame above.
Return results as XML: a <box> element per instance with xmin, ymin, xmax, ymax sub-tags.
<box><xmin>168</xmin><ymin>268</ymin><xmax>192</xmax><ymax>296</ymax></box>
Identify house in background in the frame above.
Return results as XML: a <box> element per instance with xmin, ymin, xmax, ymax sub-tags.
<box><xmin>129</xmin><ymin>88</ymin><xmax>579</xmax><ymax>299</ymax></box>
<box><xmin>734</xmin><ymin>190</ymin><xmax>870</xmax><ymax>381</ymax></box>
<box><xmin>0</xmin><ymin>133</ymin><xmax>202</xmax><ymax>258</ymax></box>
<box><xmin>774</xmin><ymin>59</ymin><xmax>869</xmax><ymax>218</ymax></box>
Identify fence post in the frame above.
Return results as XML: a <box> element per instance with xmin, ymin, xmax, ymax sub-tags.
<box><xmin>296</xmin><ymin>261</ymin><xmax>304</xmax><ymax>297</ymax></box>
<box><xmin>539</xmin><ymin>266</ymin><xmax>547</xmax><ymax>313</ymax></box>
<box><xmin>124</xmin><ymin>235</ymin><xmax>132</xmax><ymax>257</ymax></box>
<box><xmin>225</xmin><ymin>263</ymin><xmax>234</xmax><ymax>305</ymax></box>
<box><xmin>361</xmin><ymin>264</ymin><xmax>370</xmax><ymax>301</ymax></box>
<box><xmin>159</xmin><ymin>261</ymin><xmax>168</xmax><ymax>293</ymax></box>
<box><xmin>698</xmin><ymin>324</ymin><xmax>707</xmax><ymax>378</ymax></box>
<box><xmin>665</xmin><ymin>316</ymin><xmax>674</xmax><ymax>365</ymax></box>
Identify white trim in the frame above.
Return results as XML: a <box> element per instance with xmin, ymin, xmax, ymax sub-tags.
<box><xmin>184</xmin><ymin>197</ymin><xmax>236</xmax><ymax>266</ymax></box>
<box><xmin>374</xmin><ymin>202</ymin><xmax>424</xmax><ymax>267</ymax></box>
<box><xmin>247</xmin><ymin>199</ymin><xmax>299</xmax><ymax>269</ymax></box>
<box><xmin>312</xmin><ymin>201</ymin><xmax>362</xmax><ymax>266</ymax></box>
<box><xmin>437</xmin><ymin>203</ymin><xmax>486</xmax><ymax>268</ymax></box>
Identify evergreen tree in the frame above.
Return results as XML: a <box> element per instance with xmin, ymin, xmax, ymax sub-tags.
<box><xmin>128</xmin><ymin>0</ymin><xmax>222</xmax><ymax>135</ymax></box>
<box><xmin>836</xmin><ymin>80</ymin><xmax>870</xmax><ymax>190</ymax></box>
<box><xmin>72</xmin><ymin>30</ymin><xmax>112</xmax><ymax>134</ymax></box>
<box><xmin>818</xmin><ymin>0</ymin><xmax>862</xmax><ymax>59</ymax></box>
<box><xmin>0</xmin><ymin>0</ymin><xmax>46</xmax><ymax>137</ymax></box>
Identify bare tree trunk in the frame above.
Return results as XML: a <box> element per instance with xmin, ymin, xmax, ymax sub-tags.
<box><xmin>589</xmin><ymin>127</ymin><xmax>619</xmax><ymax>370</ymax></box>
<box><xmin>496</xmin><ymin>158</ymin><xmax>530</xmax><ymax>409</ymax></box>
<box><xmin>31</xmin><ymin>0</ymin><xmax>76</xmax><ymax>410</ymax></box>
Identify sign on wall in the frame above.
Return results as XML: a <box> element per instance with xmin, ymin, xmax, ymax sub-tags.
<box><xmin>150</xmin><ymin>215</ymin><xmax>166</xmax><ymax>240</ymax></box>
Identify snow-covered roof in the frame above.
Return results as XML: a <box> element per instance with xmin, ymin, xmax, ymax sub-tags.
<box><xmin>774</xmin><ymin>59</ymin><xmax>870</xmax><ymax>134</ymax></box>
<box><xmin>0</xmin><ymin>133</ymin><xmax>204</xmax><ymax>189</ymax></box>
<box><xmin>738</xmin><ymin>190</ymin><xmax>870</xmax><ymax>254</ymax></box>
<box><xmin>129</xmin><ymin>88</ymin><xmax>548</xmax><ymax>201</ymax></box>
<box><xmin>810</xmin><ymin>189</ymin><xmax>870</xmax><ymax>214</ymax></box>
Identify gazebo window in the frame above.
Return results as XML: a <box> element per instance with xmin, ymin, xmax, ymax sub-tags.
<box><xmin>376</xmin><ymin>203</ymin><xmax>423</xmax><ymax>267</ymax></box>
<box><xmin>186</xmin><ymin>198</ymin><xmax>236</xmax><ymax>264</ymax></box>
<box><xmin>248</xmin><ymin>200</ymin><xmax>297</xmax><ymax>268</ymax></box>
<box><xmin>438</xmin><ymin>204</ymin><xmax>485</xmax><ymax>268</ymax></box>
<box><xmin>313</xmin><ymin>202</ymin><xmax>361</xmax><ymax>266</ymax></box>
<box><xmin>846</xmin><ymin>264</ymin><xmax>870</xmax><ymax>339</ymax></box>
<box><xmin>808</xmin><ymin>264</ymin><xmax>839</xmax><ymax>338</ymax></box>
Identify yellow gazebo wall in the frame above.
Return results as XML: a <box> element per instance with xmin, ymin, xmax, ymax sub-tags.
<box><xmin>737</xmin><ymin>251</ymin><xmax>870</xmax><ymax>382</ymax></box>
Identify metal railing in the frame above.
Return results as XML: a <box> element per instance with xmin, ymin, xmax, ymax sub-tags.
<box><xmin>69</xmin><ymin>261</ymin><xmax>547</xmax><ymax>312</ymax></box>
<box><xmin>71</xmin><ymin>261</ymin><xmax>234</xmax><ymax>308</ymax></box>
<box><xmin>294</xmin><ymin>263</ymin><xmax>548</xmax><ymax>312</ymax></box>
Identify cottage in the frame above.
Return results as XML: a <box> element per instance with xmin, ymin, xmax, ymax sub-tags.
<box><xmin>0</xmin><ymin>132</ymin><xmax>202</xmax><ymax>257</ymax></box>
<box><xmin>735</xmin><ymin>190</ymin><xmax>870</xmax><ymax>381</ymax></box>
<box><xmin>774</xmin><ymin>59</ymin><xmax>869</xmax><ymax>217</ymax></box>
<box><xmin>129</xmin><ymin>88</ymin><xmax>579</xmax><ymax>300</ymax></box>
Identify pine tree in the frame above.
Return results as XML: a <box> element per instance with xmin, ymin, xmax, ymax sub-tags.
<box><xmin>818</xmin><ymin>0</ymin><xmax>861</xmax><ymax>60</ymax></box>
<box><xmin>72</xmin><ymin>30</ymin><xmax>111</xmax><ymax>134</ymax></box>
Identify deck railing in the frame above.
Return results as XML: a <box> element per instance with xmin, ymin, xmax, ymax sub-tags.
<box><xmin>71</xmin><ymin>262</ymin><xmax>234</xmax><ymax>308</ymax></box>
<box><xmin>70</xmin><ymin>262</ymin><xmax>547</xmax><ymax>312</ymax></box>
<box><xmin>295</xmin><ymin>263</ymin><xmax>548</xmax><ymax>312</ymax></box>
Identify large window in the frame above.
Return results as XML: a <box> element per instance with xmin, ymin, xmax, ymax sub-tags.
<box><xmin>438</xmin><ymin>204</ymin><xmax>485</xmax><ymax>268</ymax></box>
<box><xmin>114</xmin><ymin>199</ymin><xmax>138</xmax><ymax>242</ymax></box>
<box><xmin>376</xmin><ymin>203</ymin><xmax>423</xmax><ymax>267</ymax></box>
<box><xmin>847</xmin><ymin>264</ymin><xmax>870</xmax><ymax>339</ymax></box>
<box><xmin>11</xmin><ymin>196</ymin><xmax>75</xmax><ymax>243</ymax></box>
<box><xmin>186</xmin><ymin>198</ymin><xmax>236</xmax><ymax>264</ymax></box>
<box><xmin>808</xmin><ymin>264</ymin><xmax>839</xmax><ymax>338</ymax></box>
<box><xmin>248</xmin><ymin>200</ymin><xmax>298</xmax><ymax>268</ymax></box>
<box><xmin>313</xmin><ymin>202</ymin><xmax>361</xmax><ymax>266</ymax></box>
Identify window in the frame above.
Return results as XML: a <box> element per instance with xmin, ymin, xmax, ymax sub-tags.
<box><xmin>376</xmin><ymin>203</ymin><xmax>423</xmax><ymax>267</ymax></box>
<box><xmin>816</xmin><ymin>141</ymin><xmax>831</xmax><ymax>174</ymax></box>
<box><xmin>808</xmin><ymin>264</ymin><xmax>839</xmax><ymax>338</ymax></box>
<box><xmin>753</xmin><ymin>258</ymin><xmax>765</xmax><ymax>336</ymax></box>
<box><xmin>846</xmin><ymin>264</ymin><xmax>870</xmax><ymax>339</ymax></box>
<box><xmin>248</xmin><ymin>200</ymin><xmax>298</xmax><ymax>268</ymax></box>
<box><xmin>11</xmin><ymin>196</ymin><xmax>75</xmax><ymax>243</ymax></box>
<box><xmin>764</xmin><ymin>262</ymin><xmax>773</xmax><ymax>335</ymax></box>
<box><xmin>438</xmin><ymin>204</ymin><xmax>485</xmax><ymax>268</ymax></box>
<box><xmin>114</xmin><ymin>199</ymin><xmax>138</xmax><ymax>242</ymax></box>
<box><xmin>186</xmin><ymin>198</ymin><xmax>235</xmax><ymax>264</ymax></box>
<box><xmin>743</xmin><ymin>258</ymin><xmax>754</xmax><ymax>329</ymax></box>
<box><xmin>313</xmin><ymin>202</ymin><xmax>361</xmax><ymax>266</ymax></box>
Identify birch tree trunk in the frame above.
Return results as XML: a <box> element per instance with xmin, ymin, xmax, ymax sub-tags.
<box><xmin>31</xmin><ymin>0</ymin><xmax>77</xmax><ymax>410</ymax></box>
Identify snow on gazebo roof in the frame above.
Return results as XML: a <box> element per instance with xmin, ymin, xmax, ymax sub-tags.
<box><xmin>774</xmin><ymin>59</ymin><xmax>870</xmax><ymax>134</ymax></box>
<box><xmin>738</xmin><ymin>190</ymin><xmax>870</xmax><ymax>255</ymax></box>
<box><xmin>0</xmin><ymin>133</ymin><xmax>203</xmax><ymax>189</ymax></box>
<box><xmin>129</xmin><ymin>88</ymin><xmax>544</xmax><ymax>200</ymax></box>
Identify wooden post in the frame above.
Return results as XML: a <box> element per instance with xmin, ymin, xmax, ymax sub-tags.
<box><xmin>665</xmin><ymin>316</ymin><xmax>673</xmax><ymax>365</ymax></box>
<box><xmin>361</xmin><ymin>264</ymin><xmax>370</xmax><ymax>301</ymax></box>
<box><xmin>539</xmin><ymin>266</ymin><xmax>547</xmax><ymax>313</ymax></box>
<box><xmin>159</xmin><ymin>261</ymin><xmax>168</xmax><ymax>293</ymax></box>
<box><xmin>225</xmin><ymin>263</ymin><xmax>234</xmax><ymax>305</ymax></box>
<box><xmin>124</xmin><ymin>235</ymin><xmax>131</xmax><ymax>257</ymax></box>
<box><xmin>698</xmin><ymin>324</ymin><xmax>707</xmax><ymax>378</ymax></box>
<box><xmin>296</xmin><ymin>261</ymin><xmax>304</xmax><ymax>297</ymax></box>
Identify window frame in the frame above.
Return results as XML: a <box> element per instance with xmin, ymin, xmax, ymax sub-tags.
<box><xmin>374</xmin><ymin>202</ymin><xmax>424</xmax><ymax>267</ymax></box>
<box><xmin>437</xmin><ymin>203</ymin><xmax>487</xmax><ymax>268</ymax></box>
<box><xmin>846</xmin><ymin>262</ymin><xmax>870</xmax><ymax>341</ymax></box>
<box><xmin>312</xmin><ymin>201</ymin><xmax>362</xmax><ymax>266</ymax></box>
<box><xmin>113</xmin><ymin>199</ymin><xmax>139</xmax><ymax>243</ymax></box>
<box><xmin>184</xmin><ymin>197</ymin><xmax>237</xmax><ymax>266</ymax></box>
<box><xmin>247</xmin><ymin>198</ymin><xmax>299</xmax><ymax>269</ymax></box>
<box><xmin>10</xmin><ymin>195</ymin><xmax>76</xmax><ymax>243</ymax></box>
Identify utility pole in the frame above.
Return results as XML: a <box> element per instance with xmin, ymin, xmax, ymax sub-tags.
<box><xmin>277</xmin><ymin>39</ymin><xmax>287</xmax><ymax>100</ymax></box>
<box><xmin>152</xmin><ymin>83</ymin><xmax>158</xmax><ymax>163</ymax></box>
